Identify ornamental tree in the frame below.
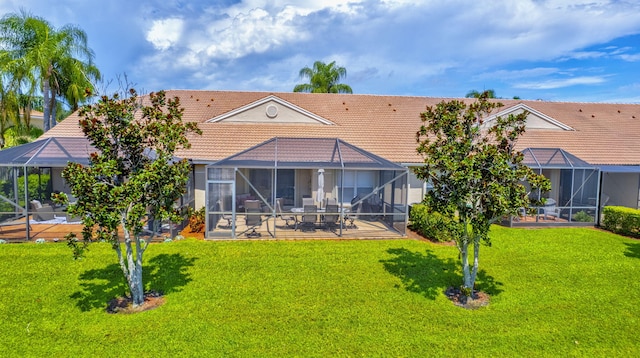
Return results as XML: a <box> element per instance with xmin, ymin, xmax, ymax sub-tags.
<box><xmin>413</xmin><ymin>92</ymin><xmax>550</xmax><ymax>297</ymax></box>
<box><xmin>60</xmin><ymin>89</ymin><xmax>201</xmax><ymax>307</ymax></box>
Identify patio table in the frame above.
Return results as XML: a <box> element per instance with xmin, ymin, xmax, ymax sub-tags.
<box><xmin>289</xmin><ymin>207</ymin><xmax>350</xmax><ymax>229</ymax></box>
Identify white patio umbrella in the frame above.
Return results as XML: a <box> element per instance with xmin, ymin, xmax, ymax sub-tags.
<box><xmin>316</xmin><ymin>169</ymin><xmax>325</xmax><ymax>208</ymax></box>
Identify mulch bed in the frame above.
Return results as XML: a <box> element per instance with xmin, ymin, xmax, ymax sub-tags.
<box><xmin>106</xmin><ymin>290</ymin><xmax>165</xmax><ymax>314</ymax></box>
<box><xmin>445</xmin><ymin>286</ymin><xmax>490</xmax><ymax>309</ymax></box>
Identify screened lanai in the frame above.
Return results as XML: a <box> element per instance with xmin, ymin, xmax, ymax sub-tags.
<box><xmin>0</xmin><ymin>137</ymin><xmax>92</xmax><ymax>239</ymax></box>
<box><xmin>206</xmin><ymin>137</ymin><xmax>409</xmax><ymax>239</ymax></box>
<box><xmin>507</xmin><ymin>148</ymin><xmax>600</xmax><ymax>226</ymax></box>
<box><xmin>0</xmin><ymin>137</ymin><xmax>194</xmax><ymax>240</ymax></box>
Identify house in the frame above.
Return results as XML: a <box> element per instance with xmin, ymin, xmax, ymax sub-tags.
<box><xmin>4</xmin><ymin>90</ymin><xmax>640</xmax><ymax>238</ymax></box>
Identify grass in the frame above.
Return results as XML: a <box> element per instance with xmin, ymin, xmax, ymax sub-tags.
<box><xmin>1</xmin><ymin>226</ymin><xmax>639</xmax><ymax>356</ymax></box>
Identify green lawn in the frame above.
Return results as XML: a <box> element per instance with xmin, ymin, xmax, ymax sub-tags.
<box><xmin>1</xmin><ymin>226</ymin><xmax>639</xmax><ymax>357</ymax></box>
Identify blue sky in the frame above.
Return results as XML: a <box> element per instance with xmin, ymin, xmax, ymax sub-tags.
<box><xmin>3</xmin><ymin>0</ymin><xmax>640</xmax><ymax>103</ymax></box>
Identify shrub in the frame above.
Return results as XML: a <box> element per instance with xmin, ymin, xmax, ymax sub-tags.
<box><xmin>602</xmin><ymin>206</ymin><xmax>640</xmax><ymax>238</ymax></box>
<box><xmin>409</xmin><ymin>203</ymin><xmax>457</xmax><ymax>243</ymax></box>
<box><xmin>188</xmin><ymin>207</ymin><xmax>205</xmax><ymax>233</ymax></box>
<box><xmin>572</xmin><ymin>210</ymin><xmax>594</xmax><ymax>223</ymax></box>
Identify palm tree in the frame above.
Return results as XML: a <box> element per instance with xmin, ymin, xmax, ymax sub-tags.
<box><xmin>0</xmin><ymin>11</ymin><xmax>100</xmax><ymax>132</ymax></box>
<box><xmin>293</xmin><ymin>61</ymin><xmax>353</xmax><ymax>94</ymax></box>
<box><xmin>0</xmin><ymin>76</ymin><xmax>20</xmax><ymax>148</ymax></box>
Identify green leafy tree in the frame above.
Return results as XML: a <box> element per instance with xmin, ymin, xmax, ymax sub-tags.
<box><xmin>465</xmin><ymin>89</ymin><xmax>496</xmax><ymax>98</ymax></box>
<box><xmin>0</xmin><ymin>11</ymin><xmax>100</xmax><ymax>132</ymax></box>
<box><xmin>0</xmin><ymin>75</ymin><xmax>19</xmax><ymax>147</ymax></box>
<box><xmin>414</xmin><ymin>92</ymin><xmax>550</xmax><ymax>298</ymax></box>
<box><xmin>60</xmin><ymin>89</ymin><xmax>201</xmax><ymax>307</ymax></box>
<box><xmin>293</xmin><ymin>60</ymin><xmax>353</xmax><ymax>93</ymax></box>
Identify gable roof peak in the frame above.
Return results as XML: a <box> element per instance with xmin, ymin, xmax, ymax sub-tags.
<box><xmin>488</xmin><ymin>102</ymin><xmax>574</xmax><ymax>131</ymax></box>
<box><xmin>207</xmin><ymin>94</ymin><xmax>335</xmax><ymax>125</ymax></box>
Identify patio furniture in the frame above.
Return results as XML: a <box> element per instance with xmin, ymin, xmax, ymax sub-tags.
<box><xmin>244</xmin><ymin>199</ymin><xmax>261</xmax><ymax>211</ymax></box>
<box><xmin>217</xmin><ymin>200</ymin><xmax>234</xmax><ymax>228</ymax></box>
<box><xmin>275</xmin><ymin>198</ymin><xmax>296</xmax><ymax>228</ymax></box>
<box><xmin>30</xmin><ymin>200</ymin><xmax>56</xmax><ymax>222</ymax></box>
<box><xmin>344</xmin><ymin>201</ymin><xmax>360</xmax><ymax>229</ymax></box>
<box><xmin>325</xmin><ymin>198</ymin><xmax>337</xmax><ymax>206</ymax></box>
<box><xmin>65</xmin><ymin>211</ymin><xmax>82</xmax><ymax>223</ymax></box>
<box><xmin>539</xmin><ymin>198</ymin><xmax>559</xmax><ymax>220</ymax></box>
<box><xmin>244</xmin><ymin>207</ymin><xmax>262</xmax><ymax>238</ymax></box>
<box><xmin>299</xmin><ymin>205</ymin><xmax>317</xmax><ymax>232</ymax></box>
<box><xmin>302</xmin><ymin>197</ymin><xmax>314</xmax><ymax>207</ymax></box>
<box><xmin>322</xmin><ymin>204</ymin><xmax>339</xmax><ymax>232</ymax></box>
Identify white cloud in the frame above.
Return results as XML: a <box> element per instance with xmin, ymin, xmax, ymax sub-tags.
<box><xmin>202</xmin><ymin>6</ymin><xmax>308</xmax><ymax>60</ymax></box>
<box><xmin>146</xmin><ymin>18</ymin><xmax>184</xmax><ymax>51</ymax></box>
<box><xmin>619</xmin><ymin>53</ymin><xmax>640</xmax><ymax>62</ymax></box>
<box><xmin>8</xmin><ymin>0</ymin><xmax>640</xmax><ymax>100</ymax></box>
<box><xmin>474</xmin><ymin>68</ymin><xmax>561</xmax><ymax>81</ymax></box>
<box><xmin>515</xmin><ymin>76</ymin><xmax>607</xmax><ymax>90</ymax></box>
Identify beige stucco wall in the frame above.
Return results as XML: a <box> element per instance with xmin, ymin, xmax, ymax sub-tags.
<box><xmin>407</xmin><ymin>170</ymin><xmax>426</xmax><ymax>204</ymax></box>
<box><xmin>221</xmin><ymin>101</ymin><xmax>323</xmax><ymax>124</ymax></box>
<box><xmin>194</xmin><ymin>164</ymin><xmax>207</xmax><ymax>210</ymax></box>
<box><xmin>296</xmin><ymin>169</ymin><xmax>312</xmax><ymax>206</ymax></box>
<box><xmin>51</xmin><ymin>168</ymin><xmax>71</xmax><ymax>194</ymax></box>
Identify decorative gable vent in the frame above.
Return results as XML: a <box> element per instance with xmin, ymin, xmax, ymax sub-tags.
<box><xmin>207</xmin><ymin>95</ymin><xmax>334</xmax><ymax>125</ymax></box>
<box><xmin>484</xmin><ymin>103</ymin><xmax>574</xmax><ymax>131</ymax></box>
<box><xmin>265</xmin><ymin>104</ymin><xmax>278</xmax><ymax>118</ymax></box>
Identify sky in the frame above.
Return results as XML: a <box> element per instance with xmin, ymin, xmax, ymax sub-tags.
<box><xmin>3</xmin><ymin>0</ymin><xmax>640</xmax><ymax>103</ymax></box>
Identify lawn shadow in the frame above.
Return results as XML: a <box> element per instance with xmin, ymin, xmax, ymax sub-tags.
<box><xmin>71</xmin><ymin>253</ymin><xmax>198</xmax><ymax>312</ymax></box>
<box><xmin>623</xmin><ymin>241</ymin><xmax>640</xmax><ymax>259</ymax></box>
<box><xmin>381</xmin><ymin>248</ymin><xmax>504</xmax><ymax>299</ymax></box>
<box><xmin>475</xmin><ymin>268</ymin><xmax>504</xmax><ymax>297</ymax></box>
<box><xmin>380</xmin><ymin>248</ymin><xmax>459</xmax><ymax>300</ymax></box>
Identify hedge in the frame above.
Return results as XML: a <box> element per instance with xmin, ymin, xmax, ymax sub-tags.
<box><xmin>408</xmin><ymin>203</ymin><xmax>457</xmax><ymax>243</ymax></box>
<box><xmin>601</xmin><ymin>206</ymin><xmax>640</xmax><ymax>238</ymax></box>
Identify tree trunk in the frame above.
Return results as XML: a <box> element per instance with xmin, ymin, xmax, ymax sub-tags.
<box><xmin>124</xmin><ymin>233</ymin><xmax>145</xmax><ymax>307</ymax></box>
<box><xmin>116</xmin><ymin>221</ymin><xmax>145</xmax><ymax>307</ymax></box>
<box><xmin>470</xmin><ymin>238</ymin><xmax>480</xmax><ymax>298</ymax></box>
<box><xmin>43</xmin><ymin>79</ymin><xmax>50</xmax><ymax>132</ymax></box>
<box><xmin>51</xmin><ymin>96</ymin><xmax>57</xmax><ymax>129</ymax></box>
<box><xmin>460</xmin><ymin>241</ymin><xmax>472</xmax><ymax>290</ymax></box>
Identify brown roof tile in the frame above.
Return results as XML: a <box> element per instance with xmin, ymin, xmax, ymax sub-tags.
<box><xmin>42</xmin><ymin>90</ymin><xmax>640</xmax><ymax>166</ymax></box>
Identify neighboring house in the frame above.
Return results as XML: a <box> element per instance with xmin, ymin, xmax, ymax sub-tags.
<box><xmin>18</xmin><ymin>110</ymin><xmax>44</xmax><ymax>130</ymax></box>
<box><xmin>24</xmin><ymin>90</ymin><xmax>640</xmax><ymax>236</ymax></box>
<box><xmin>28</xmin><ymin>110</ymin><xmax>44</xmax><ymax>130</ymax></box>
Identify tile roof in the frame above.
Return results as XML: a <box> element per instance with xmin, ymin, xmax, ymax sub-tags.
<box><xmin>42</xmin><ymin>90</ymin><xmax>640</xmax><ymax>166</ymax></box>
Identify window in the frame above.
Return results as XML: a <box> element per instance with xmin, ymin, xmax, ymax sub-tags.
<box><xmin>338</xmin><ymin>170</ymin><xmax>375</xmax><ymax>203</ymax></box>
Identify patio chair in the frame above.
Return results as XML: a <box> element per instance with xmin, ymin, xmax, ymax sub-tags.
<box><xmin>540</xmin><ymin>198</ymin><xmax>559</xmax><ymax>220</ymax></box>
<box><xmin>325</xmin><ymin>198</ymin><xmax>337</xmax><ymax>207</ymax></box>
<box><xmin>34</xmin><ymin>204</ymin><xmax>55</xmax><ymax>222</ymax></box>
<box><xmin>322</xmin><ymin>204</ymin><xmax>339</xmax><ymax>232</ymax></box>
<box><xmin>275</xmin><ymin>198</ymin><xmax>296</xmax><ymax>229</ymax></box>
<box><xmin>299</xmin><ymin>205</ymin><xmax>317</xmax><ymax>232</ymax></box>
<box><xmin>30</xmin><ymin>199</ymin><xmax>56</xmax><ymax>221</ymax></box>
<box><xmin>302</xmin><ymin>197</ymin><xmax>314</xmax><ymax>207</ymax></box>
<box><xmin>344</xmin><ymin>198</ymin><xmax>360</xmax><ymax>229</ymax></box>
<box><xmin>65</xmin><ymin>211</ymin><xmax>82</xmax><ymax>223</ymax></box>
<box><xmin>244</xmin><ymin>207</ymin><xmax>262</xmax><ymax>238</ymax></box>
<box><xmin>216</xmin><ymin>200</ymin><xmax>234</xmax><ymax>228</ymax></box>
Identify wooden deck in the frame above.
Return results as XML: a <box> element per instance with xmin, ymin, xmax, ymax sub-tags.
<box><xmin>0</xmin><ymin>220</ymin><xmax>174</xmax><ymax>243</ymax></box>
<box><xmin>0</xmin><ymin>219</ymin><xmax>406</xmax><ymax>243</ymax></box>
<box><xmin>206</xmin><ymin>215</ymin><xmax>406</xmax><ymax>240</ymax></box>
